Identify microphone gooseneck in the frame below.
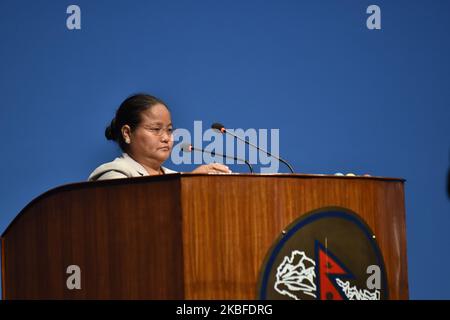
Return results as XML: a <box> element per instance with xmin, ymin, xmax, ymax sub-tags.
<box><xmin>211</xmin><ymin>123</ymin><xmax>295</xmax><ymax>173</ymax></box>
<box><xmin>181</xmin><ymin>143</ymin><xmax>254</xmax><ymax>173</ymax></box>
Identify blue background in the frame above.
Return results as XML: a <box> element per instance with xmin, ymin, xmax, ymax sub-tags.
<box><xmin>0</xmin><ymin>0</ymin><xmax>449</xmax><ymax>299</ymax></box>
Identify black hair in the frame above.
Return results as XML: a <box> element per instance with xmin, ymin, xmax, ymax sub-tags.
<box><xmin>105</xmin><ymin>93</ymin><xmax>169</xmax><ymax>151</ymax></box>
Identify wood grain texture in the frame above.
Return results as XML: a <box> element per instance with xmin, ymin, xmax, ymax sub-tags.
<box><xmin>180</xmin><ymin>175</ymin><xmax>408</xmax><ymax>299</ymax></box>
<box><xmin>2</xmin><ymin>174</ymin><xmax>408</xmax><ymax>299</ymax></box>
<box><xmin>2</xmin><ymin>176</ymin><xmax>184</xmax><ymax>299</ymax></box>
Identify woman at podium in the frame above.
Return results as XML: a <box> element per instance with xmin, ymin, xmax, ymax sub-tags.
<box><xmin>88</xmin><ymin>93</ymin><xmax>230</xmax><ymax>181</ymax></box>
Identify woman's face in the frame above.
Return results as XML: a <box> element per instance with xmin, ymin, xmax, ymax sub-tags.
<box><xmin>126</xmin><ymin>103</ymin><xmax>173</xmax><ymax>165</ymax></box>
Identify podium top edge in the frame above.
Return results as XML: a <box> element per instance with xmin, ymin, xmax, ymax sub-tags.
<box><xmin>178</xmin><ymin>172</ymin><xmax>406</xmax><ymax>181</ymax></box>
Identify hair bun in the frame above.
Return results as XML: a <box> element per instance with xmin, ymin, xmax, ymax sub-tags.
<box><xmin>105</xmin><ymin>118</ymin><xmax>117</xmax><ymax>141</ymax></box>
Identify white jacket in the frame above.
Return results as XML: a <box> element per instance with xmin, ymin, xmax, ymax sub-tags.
<box><xmin>88</xmin><ymin>153</ymin><xmax>177</xmax><ymax>181</ymax></box>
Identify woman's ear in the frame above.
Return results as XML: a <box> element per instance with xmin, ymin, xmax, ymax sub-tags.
<box><xmin>121</xmin><ymin>125</ymin><xmax>132</xmax><ymax>144</ymax></box>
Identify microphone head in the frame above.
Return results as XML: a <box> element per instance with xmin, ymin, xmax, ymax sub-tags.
<box><xmin>181</xmin><ymin>143</ymin><xmax>192</xmax><ymax>153</ymax></box>
<box><xmin>211</xmin><ymin>122</ymin><xmax>226</xmax><ymax>133</ymax></box>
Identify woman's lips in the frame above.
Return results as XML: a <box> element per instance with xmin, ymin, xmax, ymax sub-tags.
<box><xmin>158</xmin><ymin>146</ymin><xmax>170</xmax><ymax>151</ymax></box>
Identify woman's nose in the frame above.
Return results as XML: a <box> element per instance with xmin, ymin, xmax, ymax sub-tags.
<box><xmin>160</xmin><ymin>132</ymin><xmax>170</xmax><ymax>142</ymax></box>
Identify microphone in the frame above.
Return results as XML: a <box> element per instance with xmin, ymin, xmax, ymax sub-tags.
<box><xmin>181</xmin><ymin>143</ymin><xmax>254</xmax><ymax>173</ymax></box>
<box><xmin>211</xmin><ymin>122</ymin><xmax>295</xmax><ymax>173</ymax></box>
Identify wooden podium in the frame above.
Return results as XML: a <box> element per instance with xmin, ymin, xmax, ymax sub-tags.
<box><xmin>1</xmin><ymin>174</ymin><xmax>408</xmax><ymax>299</ymax></box>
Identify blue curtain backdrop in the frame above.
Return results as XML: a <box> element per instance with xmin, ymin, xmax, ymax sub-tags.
<box><xmin>0</xmin><ymin>0</ymin><xmax>449</xmax><ymax>299</ymax></box>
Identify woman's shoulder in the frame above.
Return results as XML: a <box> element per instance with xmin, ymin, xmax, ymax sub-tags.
<box><xmin>88</xmin><ymin>154</ymin><xmax>178</xmax><ymax>181</ymax></box>
<box><xmin>88</xmin><ymin>156</ymin><xmax>140</xmax><ymax>181</ymax></box>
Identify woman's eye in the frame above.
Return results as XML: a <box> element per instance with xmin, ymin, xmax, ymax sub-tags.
<box><xmin>146</xmin><ymin>127</ymin><xmax>173</xmax><ymax>135</ymax></box>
